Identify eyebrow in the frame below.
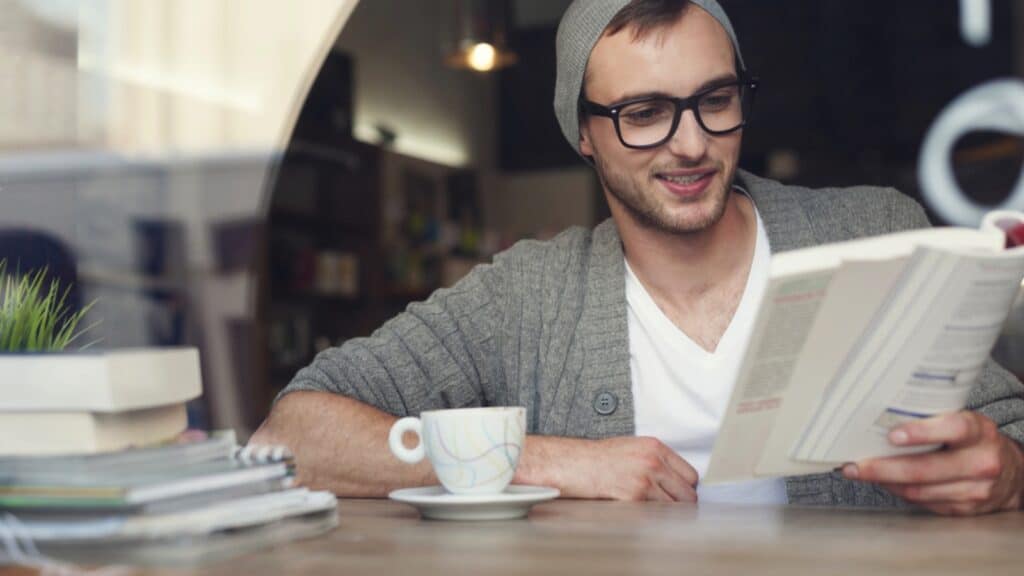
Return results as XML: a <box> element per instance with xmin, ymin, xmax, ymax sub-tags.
<box><xmin>608</xmin><ymin>73</ymin><xmax>739</xmax><ymax>105</ymax></box>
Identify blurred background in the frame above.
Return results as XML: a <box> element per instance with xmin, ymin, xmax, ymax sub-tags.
<box><xmin>1</xmin><ymin>0</ymin><xmax>1022</xmax><ymax>438</ymax></box>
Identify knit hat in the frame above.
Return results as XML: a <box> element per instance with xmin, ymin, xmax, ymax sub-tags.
<box><xmin>554</xmin><ymin>0</ymin><xmax>745</xmax><ymax>156</ymax></box>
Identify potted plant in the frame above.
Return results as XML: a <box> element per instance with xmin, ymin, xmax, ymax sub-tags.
<box><xmin>0</xmin><ymin>260</ymin><xmax>203</xmax><ymax>455</ymax></box>
<box><xmin>0</xmin><ymin>259</ymin><xmax>96</xmax><ymax>353</ymax></box>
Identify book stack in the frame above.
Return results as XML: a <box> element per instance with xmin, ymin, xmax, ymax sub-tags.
<box><xmin>0</xmin><ymin>433</ymin><xmax>338</xmax><ymax>566</ymax></box>
<box><xmin>0</xmin><ymin>348</ymin><xmax>202</xmax><ymax>455</ymax></box>
<box><xmin>0</xmin><ymin>348</ymin><xmax>337</xmax><ymax>567</ymax></box>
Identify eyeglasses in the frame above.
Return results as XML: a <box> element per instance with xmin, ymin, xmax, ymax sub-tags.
<box><xmin>580</xmin><ymin>78</ymin><xmax>759</xmax><ymax>149</ymax></box>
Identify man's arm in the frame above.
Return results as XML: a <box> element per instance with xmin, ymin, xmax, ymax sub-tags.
<box><xmin>844</xmin><ymin>410</ymin><xmax>1024</xmax><ymax>515</ymax></box>
<box><xmin>252</xmin><ymin>238</ymin><xmax>698</xmax><ymax>502</ymax></box>
<box><xmin>842</xmin><ymin>360</ymin><xmax>1024</xmax><ymax>515</ymax></box>
<box><xmin>251</xmin><ymin>391</ymin><xmax>699</xmax><ymax>501</ymax></box>
<box><xmin>250</xmin><ymin>392</ymin><xmax>434</xmax><ymax>496</ymax></box>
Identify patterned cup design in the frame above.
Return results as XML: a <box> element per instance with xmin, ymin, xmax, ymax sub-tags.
<box><xmin>389</xmin><ymin>406</ymin><xmax>526</xmax><ymax>494</ymax></box>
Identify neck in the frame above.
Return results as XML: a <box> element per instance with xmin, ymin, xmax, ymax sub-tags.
<box><xmin>615</xmin><ymin>191</ymin><xmax>756</xmax><ymax>307</ymax></box>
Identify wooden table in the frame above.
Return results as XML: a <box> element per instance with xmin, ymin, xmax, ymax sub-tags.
<box><xmin>8</xmin><ymin>499</ymin><xmax>1024</xmax><ymax>575</ymax></box>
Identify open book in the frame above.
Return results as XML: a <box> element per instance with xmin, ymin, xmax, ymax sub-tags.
<box><xmin>704</xmin><ymin>211</ymin><xmax>1024</xmax><ymax>484</ymax></box>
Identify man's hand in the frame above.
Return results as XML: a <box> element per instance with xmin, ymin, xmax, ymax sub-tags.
<box><xmin>842</xmin><ymin>411</ymin><xmax>1024</xmax><ymax>516</ymax></box>
<box><xmin>515</xmin><ymin>436</ymin><xmax>698</xmax><ymax>502</ymax></box>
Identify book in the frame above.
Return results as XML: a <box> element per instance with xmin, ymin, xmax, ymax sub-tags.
<box><xmin>0</xmin><ymin>436</ymin><xmax>328</xmax><ymax>568</ymax></box>
<box><xmin>24</xmin><ymin>490</ymin><xmax>339</xmax><ymax>567</ymax></box>
<box><xmin>0</xmin><ymin>459</ymin><xmax>289</xmax><ymax>509</ymax></box>
<box><xmin>0</xmin><ymin>347</ymin><xmax>202</xmax><ymax>412</ymax></box>
<box><xmin>0</xmin><ymin>434</ymin><xmax>295</xmax><ymax>512</ymax></box>
<box><xmin>704</xmin><ymin>211</ymin><xmax>1024</xmax><ymax>484</ymax></box>
<box><xmin>0</xmin><ymin>431</ymin><xmax>237</xmax><ymax>476</ymax></box>
<box><xmin>10</xmin><ymin>488</ymin><xmax>336</xmax><ymax>542</ymax></box>
<box><xmin>0</xmin><ymin>403</ymin><xmax>187</xmax><ymax>456</ymax></box>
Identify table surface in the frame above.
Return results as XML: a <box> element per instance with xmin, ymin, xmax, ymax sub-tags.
<box><xmin>9</xmin><ymin>498</ymin><xmax>1024</xmax><ymax>576</ymax></box>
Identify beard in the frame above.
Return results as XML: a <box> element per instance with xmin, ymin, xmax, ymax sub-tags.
<box><xmin>593</xmin><ymin>152</ymin><xmax>734</xmax><ymax>236</ymax></box>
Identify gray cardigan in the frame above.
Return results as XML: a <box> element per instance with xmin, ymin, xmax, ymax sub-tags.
<box><xmin>281</xmin><ymin>169</ymin><xmax>1024</xmax><ymax>507</ymax></box>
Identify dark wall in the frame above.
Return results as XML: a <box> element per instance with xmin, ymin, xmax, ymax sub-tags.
<box><xmin>499</xmin><ymin>26</ymin><xmax>585</xmax><ymax>172</ymax></box>
<box><xmin>728</xmin><ymin>0</ymin><xmax>1015</xmax><ymax>186</ymax></box>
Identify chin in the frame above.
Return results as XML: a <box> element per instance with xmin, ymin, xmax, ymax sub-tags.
<box><xmin>653</xmin><ymin>193</ymin><xmax>729</xmax><ymax>235</ymax></box>
<box><xmin>660</xmin><ymin>213</ymin><xmax>721</xmax><ymax>235</ymax></box>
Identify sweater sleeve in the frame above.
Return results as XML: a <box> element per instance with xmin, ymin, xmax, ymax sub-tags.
<box><xmin>275</xmin><ymin>254</ymin><xmax>510</xmax><ymax>417</ymax></box>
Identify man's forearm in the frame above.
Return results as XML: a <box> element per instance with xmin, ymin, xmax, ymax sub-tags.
<box><xmin>249</xmin><ymin>391</ymin><xmax>436</xmax><ymax>497</ymax></box>
<box><xmin>251</xmin><ymin>392</ymin><xmax>697</xmax><ymax>501</ymax></box>
<box><xmin>252</xmin><ymin>393</ymin><xmax>583</xmax><ymax>497</ymax></box>
<box><xmin>514</xmin><ymin>435</ymin><xmax>597</xmax><ymax>497</ymax></box>
<box><xmin>514</xmin><ymin>435</ymin><xmax>700</xmax><ymax>501</ymax></box>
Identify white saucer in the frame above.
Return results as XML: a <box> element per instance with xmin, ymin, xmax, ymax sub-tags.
<box><xmin>388</xmin><ymin>485</ymin><xmax>560</xmax><ymax>521</ymax></box>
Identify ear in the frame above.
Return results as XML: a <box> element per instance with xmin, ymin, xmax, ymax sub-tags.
<box><xmin>579</xmin><ymin>124</ymin><xmax>594</xmax><ymax>157</ymax></box>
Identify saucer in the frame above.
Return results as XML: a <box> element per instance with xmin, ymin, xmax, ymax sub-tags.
<box><xmin>388</xmin><ymin>485</ymin><xmax>560</xmax><ymax>521</ymax></box>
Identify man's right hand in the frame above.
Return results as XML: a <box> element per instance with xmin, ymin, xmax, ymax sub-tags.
<box><xmin>515</xmin><ymin>435</ymin><xmax>698</xmax><ymax>502</ymax></box>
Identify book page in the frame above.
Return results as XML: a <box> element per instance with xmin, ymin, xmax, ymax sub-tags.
<box><xmin>795</xmin><ymin>248</ymin><xmax>1024</xmax><ymax>463</ymax></box>
<box><xmin>754</xmin><ymin>257</ymin><xmax>907</xmax><ymax>477</ymax></box>
<box><xmin>703</xmin><ymin>269</ymin><xmax>836</xmax><ymax>484</ymax></box>
<box><xmin>791</xmin><ymin>249</ymin><xmax>954</xmax><ymax>461</ymax></box>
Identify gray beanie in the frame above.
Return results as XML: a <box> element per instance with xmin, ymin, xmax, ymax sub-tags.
<box><xmin>554</xmin><ymin>0</ymin><xmax>745</xmax><ymax>156</ymax></box>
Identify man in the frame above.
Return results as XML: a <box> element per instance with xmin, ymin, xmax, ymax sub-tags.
<box><xmin>252</xmin><ymin>0</ymin><xmax>1024</xmax><ymax>515</ymax></box>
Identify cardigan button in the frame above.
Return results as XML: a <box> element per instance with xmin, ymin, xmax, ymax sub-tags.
<box><xmin>594</xmin><ymin>392</ymin><xmax>618</xmax><ymax>416</ymax></box>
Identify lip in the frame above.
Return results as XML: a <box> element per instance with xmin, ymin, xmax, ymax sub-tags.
<box><xmin>655</xmin><ymin>169</ymin><xmax>716</xmax><ymax>199</ymax></box>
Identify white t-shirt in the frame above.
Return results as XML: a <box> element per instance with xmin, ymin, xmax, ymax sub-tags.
<box><xmin>626</xmin><ymin>200</ymin><xmax>788</xmax><ymax>505</ymax></box>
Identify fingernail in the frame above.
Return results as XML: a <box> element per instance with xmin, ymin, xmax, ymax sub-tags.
<box><xmin>842</xmin><ymin>464</ymin><xmax>859</xmax><ymax>479</ymax></box>
<box><xmin>890</xmin><ymin>429</ymin><xmax>909</xmax><ymax>445</ymax></box>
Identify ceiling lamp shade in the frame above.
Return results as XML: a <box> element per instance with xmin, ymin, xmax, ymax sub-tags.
<box><xmin>445</xmin><ymin>0</ymin><xmax>517</xmax><ymax>72</ymax></box>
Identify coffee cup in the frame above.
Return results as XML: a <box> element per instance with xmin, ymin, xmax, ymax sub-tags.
<box><xmin>388</xmin><ymin>406</ymin><xmax>526</xmax><ymax>495</ymax></box>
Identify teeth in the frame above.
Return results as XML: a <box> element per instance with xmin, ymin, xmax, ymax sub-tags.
<box><xmin>661</xmin><ymin>174</ymin><xmax>705</xmax><ymax>185</ymax></box>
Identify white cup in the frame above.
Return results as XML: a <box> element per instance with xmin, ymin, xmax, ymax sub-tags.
<box><xmin>388</xmin><ymin>406</ymin><xmax>526</xmax><ymax>495</ymax></box>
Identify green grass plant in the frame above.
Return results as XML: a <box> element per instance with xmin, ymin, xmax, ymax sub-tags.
<box><xmin>0</xmin><ymin>260</ymin><xmax>97</xmax><ymax>352</ymax></box>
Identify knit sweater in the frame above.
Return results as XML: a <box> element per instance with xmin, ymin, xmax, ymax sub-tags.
<box><xmin>280</xmin><ymin>169</ymin><xmax>1024</xmax><ymax>507</ymax></box>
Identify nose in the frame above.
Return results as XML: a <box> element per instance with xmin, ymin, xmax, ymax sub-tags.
<box><xmin>665</xmin><ymin>109</ymin><xmax>708</xmax><ymax>161</ymax></box>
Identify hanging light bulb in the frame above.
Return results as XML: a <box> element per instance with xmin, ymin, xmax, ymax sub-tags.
<box><xmin>445</xmin><ymin>0</ymin><xmax>518</xmax><ymax>72</ymax></box>
<box><xmin>467</xmin><ymin>42</ymin><xmax>497</xmax><ymax>71</ymax></box>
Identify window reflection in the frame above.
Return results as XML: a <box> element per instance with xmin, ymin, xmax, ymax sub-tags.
<box><xmin>0</xmin><ymin>0</ymin><xmax>357</xmax><ymax>435</ymax></box>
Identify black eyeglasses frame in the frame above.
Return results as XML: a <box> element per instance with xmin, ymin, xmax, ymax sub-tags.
<box><xmin>579</xmin><ymin>77</ymin><xmax>760</xmax><ymax>150</ymax></box>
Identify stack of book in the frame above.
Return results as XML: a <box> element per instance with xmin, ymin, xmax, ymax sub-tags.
<box><xmin>0</xmin><ymin>348</ymin><xmax>202</xmax><ymax>455</ymax></box>
<box><xmin>0</xmin><ymin>433</ymin><xmax>338</xmax><ymax>566</ymax></box>
<box><xmin>0</xmin><ymin>348</ymin><xmax>337</xmax><ymax>567</ymax></box>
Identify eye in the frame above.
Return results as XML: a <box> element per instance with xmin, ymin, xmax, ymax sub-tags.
<box><xmin>619</xmin><ymin>101</ymin><xmax>673</xmax><ymax>125</ymax></box>
<box><xmin>699</xmin><ymin>87</ymin><xmax>738</xmax><ymax>112</ymax></box>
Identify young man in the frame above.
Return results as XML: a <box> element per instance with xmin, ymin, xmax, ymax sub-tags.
<box><xmin>252</xmin><ymin>0</ymin><xmax>1024</xmax><ymax>515</ymax></box>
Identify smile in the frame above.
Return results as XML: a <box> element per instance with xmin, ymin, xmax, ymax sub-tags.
<box><xmin>658</xmin><ymin>174</ymin><xmax>707</xmax><ymax>185</ymax></box>
<box><xmin>654</xmin><ymin>170</ymin><xmax>716</xmax><ymax>198</ymax></box>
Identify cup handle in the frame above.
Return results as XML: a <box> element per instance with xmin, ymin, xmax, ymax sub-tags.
<box><xmin>388</xmin><ymin>417</ymin><xmax>425</xmax><ymax>464</ymax></box>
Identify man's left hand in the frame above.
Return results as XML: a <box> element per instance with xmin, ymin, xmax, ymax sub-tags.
<box><xmin>842</xmin><ymin>411</ymin><xmax>1024</xmax><ymax>516</ymax></box>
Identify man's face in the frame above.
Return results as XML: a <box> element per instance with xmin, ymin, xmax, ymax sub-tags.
<box><xmin>580</xmin><ymin>8</ymin><xmax>742</xmax><ymax>236</ymax></box>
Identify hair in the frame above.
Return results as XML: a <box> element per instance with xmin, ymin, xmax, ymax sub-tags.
<box><xmin>579</xmin><ymin>0</ymin><xmax>741</xmax><ymax>107</ymax></box>
<box><xmin>579</xmin><ymin>0</ymin><xmax>693</xmax><ymax>124</ymax></box>
<box><xmin>605</xmin><ymin>0</ymin><xmax>692</xmax><ymax>41</ymax></box>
